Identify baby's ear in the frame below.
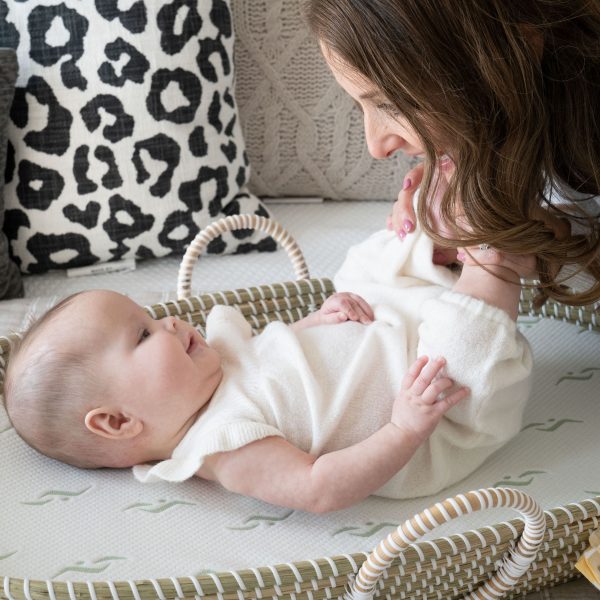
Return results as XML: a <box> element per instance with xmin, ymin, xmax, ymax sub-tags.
<box><xmin>84</xmin><ymin>408</ymin><xmax>143</xmax><ymax>440</ymax></box>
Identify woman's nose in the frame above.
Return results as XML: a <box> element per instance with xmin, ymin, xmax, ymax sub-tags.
<box><xmin>364</xmin><ymin>115</ymin><xmax>404</xmax><ymax>159</ymax></box>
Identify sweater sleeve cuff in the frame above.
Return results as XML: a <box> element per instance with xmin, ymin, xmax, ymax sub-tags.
<box><xmin>434</xmin><ymin>290</ymin><xmax>517</xmax><ymax>332</ymax></box>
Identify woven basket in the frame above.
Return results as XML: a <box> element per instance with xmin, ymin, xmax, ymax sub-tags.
<box><xmin>1</xmin><ymin>215</ymin><xmax>599</xmax><ymax>600</ymax></box>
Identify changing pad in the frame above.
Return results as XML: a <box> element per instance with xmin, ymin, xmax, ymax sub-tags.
<box><xmin>0</xmin><ymin>200</ymin><xmax>599</xmax><ymax>583</ymax></box>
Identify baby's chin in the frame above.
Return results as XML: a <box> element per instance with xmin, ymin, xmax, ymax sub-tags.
<box><xmin>432</xmin><ymin>247</ymin><xmax>458</xmax><ymax>266</ymax></box>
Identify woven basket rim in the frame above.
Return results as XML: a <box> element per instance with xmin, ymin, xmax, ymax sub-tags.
<box><xmin>1</xmin><ymin>277</ymin><xmax>599</xmax><ymax>599</ymax></box>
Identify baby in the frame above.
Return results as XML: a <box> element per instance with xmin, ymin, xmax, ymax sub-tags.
<box><xmin>3</xmin><ymin>230</ymin><xmax>533</xmax><ymax>513</ymax></box>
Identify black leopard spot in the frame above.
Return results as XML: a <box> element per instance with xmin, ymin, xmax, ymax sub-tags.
<box><xmin>206</xmin><ymin>235</ymin><xmax>226</xmax><ymax>254</ymax></box>
<box><xmin>197</xmin><ymin>37</ymin><xmax>230</xmax><ymax>82</ymax></box>
<box><xmin>220</xmin><ymin>140</ymin><xmax>236</xmax><ymax>162</ymax></box>
<box><xmin>95</xmin><ymin>0</ymin><xmax>147</xmax><ymax>34</ymax></box>
<box><xmin>223</xmin><ymin>87</ymin><xmax>234</xmax><ymax>108</ymax></box>
<box><xmin>98</xmin><ymin>38</ymin><xmax>150</xmax><ymax>87</ymax></box>
<box><xmin>95</xmin><ymin>145</ymin><xmax>123</xmax><ymax>189</ymax></box>
<box><xmin>208</xmin><ymin>91</ymin><xmax>222</xmax><ymax>133</ymax></box>
<box><xmin>4</xmin><ymin>141</ymin><xmax>15</xmax><ymax>183</ymax></box>
<box><xmin>0</xmin><ymin>2</ymin><xmax>19</xmax><ymax>49</ymax></box>
<box><xmin>63</xmin><ymin>201</ymin><xmax>101</xmax><ymax>229</ymax></box>
<box><xmin>135</xmin><ymin>245</ymin><xmax>156</xmax><ymax>260</ymax></box>
<box><xmin>16</xmin><ymin>160</ymin><xmax>64</xmax><ymax>210</ymax></box>
<box><xmin>10</xmin><ymin>87</ymin><xmax>27</xmax><ymax>128</ymax></box>
<box><xmin>234</xmin><ymin>236</ymin><xmax>277</xmax><ymax>254</ymax></box>
<box><xmin>80</xmin><ymin>94</ymin><xmax>134</xmax><ymax>143</ymax></box>
<box><xmin>28</xmin><ymin>4</ymin><xmax>88</xmax><ymax>90</ymax></box>
<box><xmin>189</xmin><ymin>126</ymin><xmax>208</xmax><ymax>157</ymax></box>
<box><xmin>235</xmin><ymin>165</ymin><xmax>246</xmax><ymax>189</ymax></box>
<box><xmin>178</xmin><ymin>165</ymin><xmax>228</xmax><ymax>214</ymax></box>
<box><xmin>228</xmin><ymin>201</ymin><xmax>272</xmax><ymax>241</ymax></box>
<box><xmin>157</xmin><ymin>0</ymin><xmax>202</xmax><ymax>56</ymax></box>
<box><xmin>73</xmin><ymin>145</ymin><xmax>98</xmax><ymax>194</ymax></box>
<box><xmin>132</xmin><ymin>134</ymin><xmax>180</xmax><ymax>197</ymax></box>
<box><xmin>232</xmin><ymin>203</ymin><xmax>275</xmax><ymax>248</ymax></box>
<box><xmin>209</xmin><ymin>0</ymin><xmax>231</xmax><ymax>39</ymax></box>
<box><xmin>21</xmin><ymin>76</ymin><xmax>72</xmax><ymax>156</ymax></box>
<box><xmin>103</xmin><ymin>194</ymin><xmax>154</xmax><ymax>244</ymax></box>
<box><xmin>222</xmin><ymin>197</ymin><xmax>251</xmax><ymax>240</ymax></box>
<box><xmin>158</xmin><ymin>210</ymin><xmax>199</xmax><ymax>253</ymax></box>
<box><xmin>224</xmin><ymin>113</ymin><xmax>236</xmax><ymax>136</ymax></box>
<box><xmin>146</xmin><ymin>68</ymin><xmax>201</xmax><ymax>123</ymax></box>
<box><xmin>27</xmin><ymin>232</ymin><xmax>99</xmax><ymax>273</ymax></box>
<box><xmin>3</xmin><ymin>208</ymin><xmax>30</xmax><ymax>243</ymax></box>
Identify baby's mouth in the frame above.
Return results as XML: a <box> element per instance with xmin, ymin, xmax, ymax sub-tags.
<box><xmin>187</xmin><ymin>333</ymin><xmax>197</xmax><ymax>354</ymax></box>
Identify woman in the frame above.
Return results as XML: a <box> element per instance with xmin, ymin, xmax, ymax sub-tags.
<box><xmin>306</xmin><ymin>0</ymin><xmax>600</xmax><ymax>305</ymax></box>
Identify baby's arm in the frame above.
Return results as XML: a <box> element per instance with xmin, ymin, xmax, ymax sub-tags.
<box><xmin>290</xmin><ymin>291</ymin><xmax>374</xmax><ymax>331</ymax></box>
<box><xmin>198</xmin><ymin>357</ymin><xmax>467</xmax><ymax>513</ymax></box>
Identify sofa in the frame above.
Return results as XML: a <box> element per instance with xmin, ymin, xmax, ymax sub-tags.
<box><xmin>0</xmin><ymin>1</ymin><xmax>597</xmax><ymax>598</ymax></box>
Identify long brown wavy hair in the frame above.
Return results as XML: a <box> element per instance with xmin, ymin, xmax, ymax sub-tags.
<box><xmin>306</xmin><ymin>0</ymin><xmax>600</xmax><ymax>305</ymax></box>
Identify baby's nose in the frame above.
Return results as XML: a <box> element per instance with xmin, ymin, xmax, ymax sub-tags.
<box><xmin>165</xmin><ymin>316</ymin><xmax>178</xmax><ymax>332</ymax></box>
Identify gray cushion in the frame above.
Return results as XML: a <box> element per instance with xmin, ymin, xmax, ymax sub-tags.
<box><xmin>0</xmin><ymin>48</ymin><xmax>23</xmax><ymax>299</ymax></box>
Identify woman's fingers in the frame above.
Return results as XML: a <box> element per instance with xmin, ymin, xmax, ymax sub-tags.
<box><xmin>389</xmin><ymin>162</ymin><xmax>425</xmax><ymax>237</ymax></box>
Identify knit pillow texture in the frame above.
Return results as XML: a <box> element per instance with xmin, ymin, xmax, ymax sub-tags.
<box><xmin>232</xmin><ymin>0</ymin><xmax>415</xmax><ymax>201</ymax></box>
<box><xmin>0</xmin><ymin>48</ymin><xmax>23</xmax><ymax>298</ymax></box>
<box><xmin>2</xmin><ymin>0</ymin><xmax>274</xmax><ymax>274</ymax></box>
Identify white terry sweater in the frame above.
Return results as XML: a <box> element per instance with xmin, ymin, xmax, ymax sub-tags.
<box><xmin>134</xmin><ymin>228</ymin><xmax>533</xmax><ymax>499</ymax></box>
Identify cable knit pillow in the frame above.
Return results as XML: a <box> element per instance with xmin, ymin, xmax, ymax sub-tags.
<box><xmin>3</xmin><ymin>0</ymin><xmax>273</xmax><ymax>274</ymax></box>
<box><xmin>232</xmin><ymin>0</ymin><xmax>415</xmax><ymax>201</ymax></box>
<box><xmin>0</xmin><ymin>48</ymin><xmax>23</xmax><ymax>299</ymax></box>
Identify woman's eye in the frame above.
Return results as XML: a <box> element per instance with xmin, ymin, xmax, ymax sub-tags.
<box><xmin>139</xmin><ymin>328</ymin><xmax>150</xmax><ymax>343</ymax></box>
<box><xmin>377</xmin><ymin>103</ymin><xmax>401</xmax><ymax>117</ymax></box>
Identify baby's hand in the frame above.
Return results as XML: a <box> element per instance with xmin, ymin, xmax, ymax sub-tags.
<box><xmin>317</xmin><ymin>292</ymin><xmax>374</xmax><ymax>325</ymax></box>
<box><xmin>391</xmin><ymin>356</ymin><xmax>469</xmax><ymax>442</ymax></box>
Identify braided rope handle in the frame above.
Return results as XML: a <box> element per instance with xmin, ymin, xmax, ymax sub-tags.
<box><xmin>349</xmin><ymin>487</ymin><xmax>546</xmax><ymax>600</ymax></box>
<box><xmin>177</xmin><ymin>215</ymin><xmax>310</xmax><ymax>299</ymax></box>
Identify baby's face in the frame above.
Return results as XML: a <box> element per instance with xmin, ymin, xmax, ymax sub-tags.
<box><xmin>66</xmin><ymin>291</ymin><xmax>223</xmax><ymax>454</ymax></box>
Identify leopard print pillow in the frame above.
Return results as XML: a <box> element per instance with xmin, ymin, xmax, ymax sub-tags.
<box><xmin>3</xmin><ymin>0</ymin><xmax>274</xmax><ymax>274</ymax></box>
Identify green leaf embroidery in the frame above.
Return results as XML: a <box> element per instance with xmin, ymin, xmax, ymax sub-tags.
<box><xmin>227</xmin><ymin>510</ymin><xmax>294</xmax><ymax>530</ymax></box>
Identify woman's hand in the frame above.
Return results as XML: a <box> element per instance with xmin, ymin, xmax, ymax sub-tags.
<box><xmin>386</xmin><ymin>162</ymin><xmax>424</xmax><ymax>239</ymax></box>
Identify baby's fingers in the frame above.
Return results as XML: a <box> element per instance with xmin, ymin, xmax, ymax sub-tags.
<box><xmin>421</xmin><ymin>377</ymin><xmax>455</xmax><ymax>404</ymax></box>
<box><xmin>348</xmin><ymin>293</ymin><xmax>374</xmax><ymax>323</ymax></box>
<box><xmin>410</xmin><ymin>356</ymin><xmax>447</xmax><ymax>395</ymax></box>
<box><xmin>433</xmin><ymin>386</ymin><xmax>470</xmax><ymax>415</ymax></box>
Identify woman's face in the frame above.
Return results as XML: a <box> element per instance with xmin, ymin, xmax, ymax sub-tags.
<box><xmin>322</xmin><ymin>46</ymin><xmax>425</xmax><ymax>161</ymax></box>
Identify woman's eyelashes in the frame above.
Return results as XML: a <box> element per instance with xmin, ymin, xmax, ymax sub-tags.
<box><xmin>376</xmin><ymin>102</ymin><xmax>402</xmax><ymax>117</ymax></box>
<box><xmin>138</xmin><ymin>328</ymin><xmax>150</xmax><ymax>343</ymax></box>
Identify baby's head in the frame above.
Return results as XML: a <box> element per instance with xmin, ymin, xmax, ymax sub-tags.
<box><xmin>4</xmin><ymin>290</ymin><xmax>223</xmax><ymax>469</ymax></box>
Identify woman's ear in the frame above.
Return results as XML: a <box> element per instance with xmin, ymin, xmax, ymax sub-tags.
<box><xmin>84</xmin><ymin>408</ymin><xmax>143</xmax><ymax>440</ymax></box>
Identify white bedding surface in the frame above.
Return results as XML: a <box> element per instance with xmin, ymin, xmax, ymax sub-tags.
<box><xmin>1</xmin><ymin>200</ymin><xmax>599</xmax><ymax>581</ymax></box>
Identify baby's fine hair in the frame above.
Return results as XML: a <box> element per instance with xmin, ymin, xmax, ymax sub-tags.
<box><xmin>3</xmin><ymin>292</ymin><xmax>108</xmax><ymax>469</ymax></box>
<box><xmin>307</xmin><ymin>0</ymin><xmax>600</xmax><ymax>305</ymax></box>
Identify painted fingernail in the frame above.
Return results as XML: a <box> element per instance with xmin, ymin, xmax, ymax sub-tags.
<box><xmin>457</xmin><ymin>252</ymin><xmax>466</xmax><ymax>261</ymax></box>
<box><xmin>403</xmin><ymin>219</ymin><xmax>414</xmax><ymax>232</ymax></box>
<box><xmin>396</xmin><ymin>229</ymin><xmax>406</xmax><ymax>240</ymax></box>
<box><xmin>403</xmin><ymin>177</ymin><xmax>412</xmax><ymax>190</ymax></box>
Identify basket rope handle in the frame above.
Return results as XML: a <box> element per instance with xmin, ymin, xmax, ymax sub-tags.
<box><xmin>177</xmin><ymin>215</ymin><xmax>310</xmax><ymax>299</ymax></box>
<box><xmin>348</xmin><ymin>487</ymin><xmax>546</xmax><ymax>600</ymax></box>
